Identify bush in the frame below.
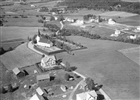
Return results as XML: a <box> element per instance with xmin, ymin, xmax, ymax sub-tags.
<box><xmin>64</xmin><ymin>73</ymin><xmax>71</xmax><ymax>81</ymax></box>
<box><xmin>0</xmin><ymin>47</ymin><xmax>5</xmax><ymax>55</ymax></box>
<box><xmin>13</xmin><ymin>16</ymin><xmax>19</xmax><ymax>18</ymax></box>
<box><xmin>38</xmin><ymin>19</ymin><xmax>44</xmax><ymax>23</ymax></box>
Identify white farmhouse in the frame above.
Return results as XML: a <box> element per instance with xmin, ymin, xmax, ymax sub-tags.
<box><xmin>36</xmin><ymin>35</ymin><xmax>53</xmax><ymax>48</ymax></box>
<box><xmin>108</xmin><ymin>18</ymin><xmax>116</xmax><ymax>25</ymax></box>
<box><xmin>41</xmin><ymin>55</ymin><xmax>56</xmax><ymax>69</ymax></box>
<box><xmin>76</xmin><ymin>90</ymin><xmax>97</xmax><ymax>100</ymax></box>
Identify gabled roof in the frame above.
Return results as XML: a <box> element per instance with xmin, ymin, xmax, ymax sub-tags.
<box><xmin>39</xmin><ymin>37</ymin><xmax>52</xmax><ymax>44</ymax></box>
<box><xmin>30</xmin><ymin>94</ymin><xmax>40</xmax><ymax>100</ymax></box>
<box><xmin>36</xmin><ymin>87</ymin><xmax>44</xmax><ymax>96</ymax></box>
<box><xmin>12</xmin><ymin>67</ymin><xmax>20</xmax><ymax>75</ymax></box>
<box><xmin>36</xmin><ymin>73</ymin><xmax>50</xmax><ymax>81</ymax></box>
<box><xmin>77</xmin><ymin>90</ymin><xmax>97</xmax><ymax>100</ymax></box>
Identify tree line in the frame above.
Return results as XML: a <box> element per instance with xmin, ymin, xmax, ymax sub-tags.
<box><xmin>44</xmin><ymin>23</ymin><xmax>140</xmax><ymax>45</ymax></box>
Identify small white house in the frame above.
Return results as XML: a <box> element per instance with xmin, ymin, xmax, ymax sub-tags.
<box><xmin>36</xmin><ymin>87</ymin><xmax>44</xmax><ymax>96</ymax></box>
<box><xmin>110</xmin><ymin>30</ymin><xmax>121</xmax><ymax>37</ymax></box>
<box><xmin>41</xmin><ymin>55</ymin><xmax>56</xmax><ymax>69</ymax></box>
<box><xmin>137</xmin><ymin>26</ymin><xmax>140</xmax><ymax>31</ymax></box>
<box><xmin>108</xmin><ymin>18</ymin><xmax>116</xmax><ymax>25</ymax></box>
<box><xmin>12</xmin><ymin>67</ymin><xmax>20</xmax><ymax>75</ymax></box>
<box><xmin>129</xmin><ymin>35</ymin><xmax>137</xmax><ymax>40</ymax></box>
<box><xmin>36</xmin><ymin>35</ymin><xmax>53</xmax><ymax>48</ymax></box>
<box><xmin>76</xmin><ymin>90</ymin><xmax>97</xmax><ymax>100</ymax></box>
<box><xmin>31</xmin><ymin>4</ymin><xmax>35</xmax><ymax>7</ymax></box>
<box><xmin>30</xmin><ymin>94</ymin><xmax>40</xmax><ymax>100</ymax></box>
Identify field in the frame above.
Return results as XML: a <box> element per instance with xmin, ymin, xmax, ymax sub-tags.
<box><xmin>64</xmin><ymin>9</ymin><xmax>103</xmax><ymax>20</ymax></box>
<box><xmin>1</xmin><ymin>27</ymin><xmax>39</xmax><ymax>41</ymax></box>
<box><xmin>116</xmin><ymin>15</ymin><xmax>140</xmax><ymax>26</ymax></box>
<box><xmin>98</xmin><ymin>11</ymin><xmax>138</xmax><ymax>18</ymax></box>
<box><xmin>119</xmin><ymin>47</ymin><xmax>140</xmax><ymax>66</ymax></box>
<box><xmin>0</xmin><ymin>43</ymin><xmax>42</xmax><ymax>70</ymax></box>
<box><xmin>3</xmin><ymin>16</ymin><xmax>42</xmax><ymax>27</ymax></box>
<box><xmin>86</xmin><ymin>26</ymin><xmax>114</xmax><ymax>37</ymax></box>
<box><xmin>56</xmin><ymin>36</ymin><xmax>140</xmax><ymax>100</ymax></box>
<box><xmin>122</xmin><ymin>0</ymin><xmax>140</xmax><ymax>2</ymax></box>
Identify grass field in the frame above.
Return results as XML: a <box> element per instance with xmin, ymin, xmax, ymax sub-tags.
<box><xmin>56</xmin><ymin>36</ymin><xmax>140</xmax><ymax>100</ymax></box>
<box><xmin>0</xmin><ymin>26</ymin><xmax>39</xmax><ymax>41</ymax></box>
<box><xmin>87</xmin><ymin>26</ymin><xmax>114</xmax><ymax>37</ymax></box>
<box><xmin>116</xmin><ymin>15</ymin><xmax>140</xmax><ymax>26</ymax></box>
<box><xmin>119</xmin><ymin>47</ymin><xmax>140</xmax><ymax>66</ymax></box>
<box><xmin>0</xmin><ymin>42</ymin><xmax>42</xmax><ymax>70</ymax></box>
<box><xmin>122</xmin><ymin>0</ymin><xmax>140</xmax><ymax>2</ymax></box>
<box><xmin>98</xmin><ymin>11</ymin><xmax>138</xmax><ymax>18</ymax></box>
<box><xmin>3</xmin><ymin>16</ymin><xmax>42</xmax><ymax>27</ymax></box>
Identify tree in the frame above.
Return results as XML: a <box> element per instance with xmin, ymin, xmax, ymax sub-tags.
<box><xmin>85</xmin><ymin>77</ymin><xmax>95</xmax><ymax>90</ymax></box>
<box><xmin>0</xmin><ymin>47</ymin><xmax>5</xmax><ymax>55</ymax></box>
<box><xmin>83</xmin><ymin>15</ymin><xmax>89</xmax><ymax>21</ymax></box>
<box><xmin>58</xmin><ymin>15</ymin><xmax>65</xmax><ymax>21</ymax></box>
<box><xmin>50</xmin><ymin>16</ymin><xmax>55</xmax><ymax>21</ymax></box>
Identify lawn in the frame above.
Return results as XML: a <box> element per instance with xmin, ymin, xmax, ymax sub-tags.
<box><xmin>56</xmin><ymin>36</ymin><xmax>140</xmax><ymax>100</ymax></box>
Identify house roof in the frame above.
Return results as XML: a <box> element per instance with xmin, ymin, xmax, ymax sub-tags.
<box><xmin>77</xmin><ymin>90</ymin><xmax>97</xmax><ymax>100</ymax></box>
<box><xmin>36</xmin><ymin>87</ymin><xmax>44</xmax><ymax>96</ymax></box>
<box><xmin>30</xmin><ymin>94</ymin><xmax>40</xmax><ymax>100</ymax></box>
<box><xmin>36</xmin><ymin>73</ymin><xmax>50</xmax><ymax>81</ymax></box>
<box><xmin>12</xmin><ymin>67</ymin><xmax>20</xmax><ymax>75</ymax></box>
<box><xmin>42</xmin><ymin>55</ymin><xmax>56</xmax><ymax>63</ymax></box>
<box><xmin>39</xmin><ymin>37</ymin><xmax>52</xmax><ymax>44</ymax></box>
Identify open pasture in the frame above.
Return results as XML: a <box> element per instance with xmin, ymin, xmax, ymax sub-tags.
<box><xmin>0</xmin><ymin>43</ymin><xmax>42</xmax><ymax>70</ymax></box>
<box><xmin>3</xmin><ymin>16</ymin><xmax>42</xmax><ymax>27</ymax></box>
<box><xmin>122</xmin><ymin>0</ymin><xmax>140</xmax><ymax>2</ymax></box>
<box><xmin>87</xmin><ymin>26</ymin><xmax>114</xmax><ymax>37</ymax></box>
<box><xmin>119</xmin><ymin>46</ymin><xmax>140</xmax><ymax>66</ymax></box>
<box><xmin>116</xmin><ymin>15</ymin><xmax>140</xmax><ymax>26</ymax></box>
<box><xmin>98</xmin><ymin>11</ymin><xmax>138</xmax><ymax>18</ymax></box>
<box><xmin>1</xmin><ymin>26</ymin><xmax>39</xmax><ymax>41</ymax></box>
<box><xmin>56</xmin><ymin>36</ymin><xmax>140</xmax><ymax>100</ymax></box>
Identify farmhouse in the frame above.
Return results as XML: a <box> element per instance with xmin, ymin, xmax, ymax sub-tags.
<box><xmin>76</xmin><ymin>90</ymin><xmax>97</xmax><ymax>100</ymax></box>
<box><xmin>41</xmin><ymin>55</ymin><xmax>56</xmax><ymax>69</ymax></box>
<box><xmin>108</xmin><ymin>18</ymin><xmax>116</xmax><ymax>25</ymax></box>
<box><xmin>36</xmin><ymin>35</ymin><xmax>53</xmax><ymax>48</ymax></box>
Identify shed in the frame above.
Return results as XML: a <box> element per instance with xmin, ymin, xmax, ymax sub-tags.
<box><xmin>30</xmin><ymin>94</ymin><xmax>40</xmax><ymax>100</ymax></box>
<box><xmin>12</xmin><ymin>67</ymin><xmax>20</xmax><ymax>75</ymax></box>
<box><xmin>36</xmin><ymin>87</ymin><xmax>44</xmax><ymax>96</ymax></box>
<box><xmin>36</xmin><ymin>73</ymin><xmax>50</xmax><ymax>82</ymax></box>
